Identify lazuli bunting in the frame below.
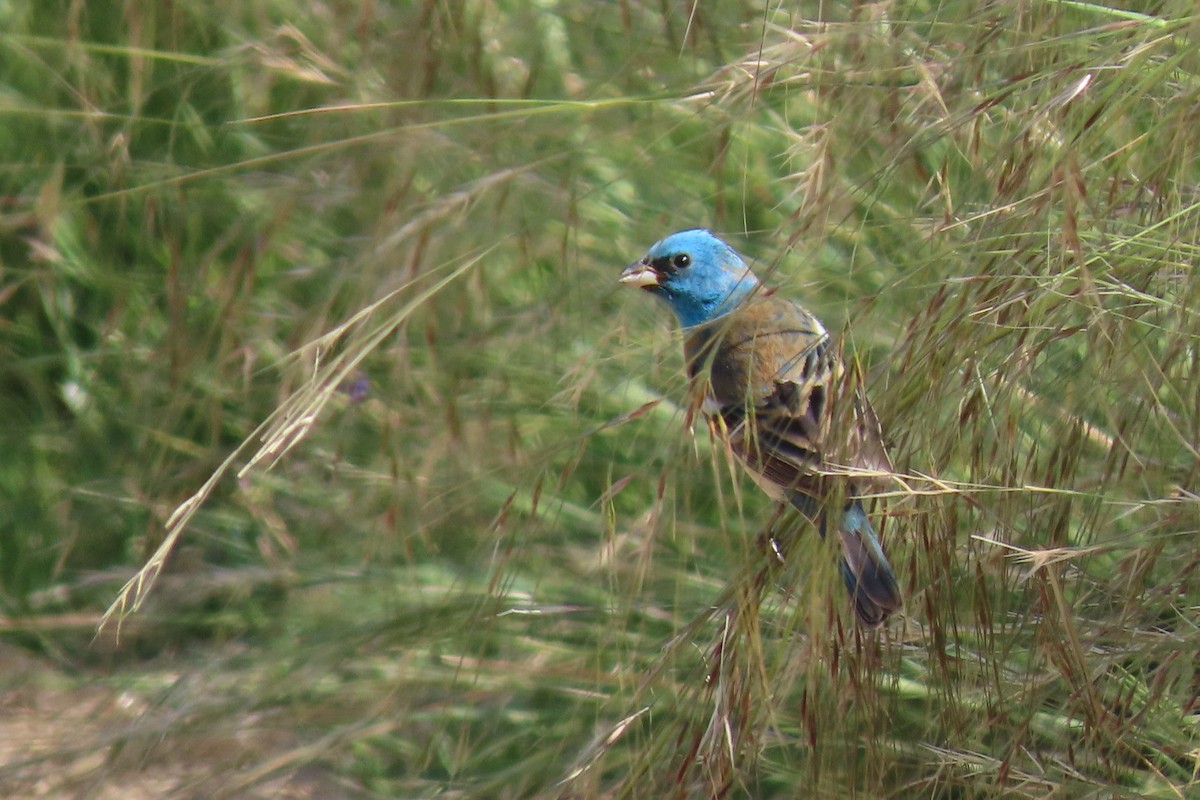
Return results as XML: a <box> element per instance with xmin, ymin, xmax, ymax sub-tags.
<box><xmin>620</xmin><ymin>229</ymin><xmax>901</xmax><ymax>626</ymax></box>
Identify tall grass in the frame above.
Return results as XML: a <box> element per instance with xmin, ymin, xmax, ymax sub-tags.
<box><xmin>1</xmin><ymin>1</ymin><xmax>1197</xmax><ymax>798</ymax></box>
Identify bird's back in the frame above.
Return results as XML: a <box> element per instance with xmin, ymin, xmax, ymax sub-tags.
<box><xmin>684</xmin><ymin>294</ymin><xmax>891</xmax><ymax>493</ymax></box>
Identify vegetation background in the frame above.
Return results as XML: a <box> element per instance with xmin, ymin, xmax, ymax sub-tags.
<box><xmin>1</xmin><ymin>1</ymin><xmax>1197</xmax><ymax>797</ymax></box>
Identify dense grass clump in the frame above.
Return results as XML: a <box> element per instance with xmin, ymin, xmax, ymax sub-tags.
<box><xmin>1</xmin><ymin>2</ymin><xmax>1197</xmax><ymax>798</ymax></box>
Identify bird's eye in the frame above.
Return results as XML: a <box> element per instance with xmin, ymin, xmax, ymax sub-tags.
<box><xmin>672</xmin><ymin>254</ymin><xmax>691</xmax><ymax>269</ymax></box>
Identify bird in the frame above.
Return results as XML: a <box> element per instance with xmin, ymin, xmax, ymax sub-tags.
<box><xmin>619</xmin><ymin>228</ymin><xmax>901</xmax><ymax>626</ymax></box>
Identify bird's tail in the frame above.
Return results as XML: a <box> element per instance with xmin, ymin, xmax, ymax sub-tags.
<box><xmin>837</xmin><ymin>499</ymin><xmax>901</xmax><ymax>626</ymax></box>
<box><xmin>789</xmin><ymin>493</ymin><xmax>901</xmax><ymax>626</ymax></box>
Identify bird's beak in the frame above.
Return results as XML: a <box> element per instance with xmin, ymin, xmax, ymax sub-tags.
<box><xmin>619</xmin><ymin>259</ymin><xmax>660</xmax><ymax>288</ymax></box>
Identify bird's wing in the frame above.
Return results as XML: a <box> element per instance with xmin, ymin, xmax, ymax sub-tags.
<box><xmin>845</xmin><ymin>370</ymin><xmax>894</xmax><ymax>483</ymax></box>
<box><xmin>689</xmin><ymin>296</ymin><xmax>890</xmax><ymax>497</ymax></box>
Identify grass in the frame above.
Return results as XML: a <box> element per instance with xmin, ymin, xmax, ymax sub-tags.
<box><xmin>1</xmin><ymin>1</ymin><xmax>1198</xmax><ymax>798</ymax></box>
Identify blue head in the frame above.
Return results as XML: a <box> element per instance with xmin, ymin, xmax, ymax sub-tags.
<box><xmin>620</xmin><ymin>229</ymin><xmax>759</xmax><ymax>328</ymax></box>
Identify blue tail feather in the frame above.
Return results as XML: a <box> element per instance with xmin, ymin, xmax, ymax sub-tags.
<box><xmin>788</xmin><ymin>493</ymin><xmax>901</xmax><ymax>626</ymax></box>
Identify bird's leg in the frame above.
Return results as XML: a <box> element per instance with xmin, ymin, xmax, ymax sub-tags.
<box><xmin>754</xmin><ymin>528</ymin><xmax>788</xmax><ymax>564</ymax></box>
<box><xmin>754</xmin><ymin>502</ymin><xmax>794</xmax><ymax>564</ymax></box>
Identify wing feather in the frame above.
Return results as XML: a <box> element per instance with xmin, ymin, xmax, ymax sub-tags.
<box><xmin>686</xmin><ymin>296</ymin><xmax>891</xmax><ymax>497</ymax></box>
